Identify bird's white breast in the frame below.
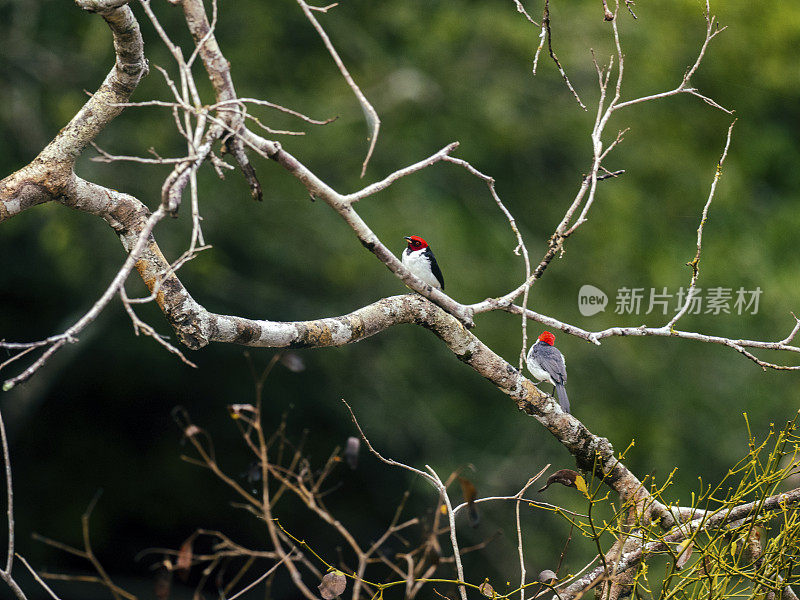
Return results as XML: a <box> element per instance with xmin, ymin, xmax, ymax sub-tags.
<box><xmin>402</xmin><ymin>248</ymin><xmax>441</xmax><ymax>289</ymax></box>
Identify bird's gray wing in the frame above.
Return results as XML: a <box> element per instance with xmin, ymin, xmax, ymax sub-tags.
<box><xmin>532</xmin><ymin>344</ymin><xmax>567</xmax><ymax>385</ymax></box>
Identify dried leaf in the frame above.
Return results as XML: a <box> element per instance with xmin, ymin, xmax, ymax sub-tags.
<box><xmin>538</xmin><ymin>569</ymin><xmax>557</xmax><ymax>583</ymax></box>
<box><xmin>676</xmin><ymin>539</ymin><xmax>693</xmax><ymax>570</ymax></box>
<box><xmin>746</xmin><ymin>525</ymin><xmax>766</xmax><ymax>560</ymax></box>
<box><xmin>318</xmin><ymin>570</ymin><xmax>347</xmax><ymax>599</ymax></box>
<box><xmin>752</xmin><ymin>524</ymin><xmax>766</xmax><ymax>542</ymax></box>
<box><xmin>344</xmin><ymin>436</ymin><xmax>360</xmax><ymax>470</ymax></box>
<box><xmin>176</xmin><ymin>538</ymin><xmax>193</xmax><ymax>582</ymax></box>
<box><xmin>538</xmin><ymin>469</ymin><xmax>585</xmax><ymax>495</ymax></box>
<box><xmin>479</xmin><ymin>580</ymin><xmax>495</xmax><ymax>597</ymax></box>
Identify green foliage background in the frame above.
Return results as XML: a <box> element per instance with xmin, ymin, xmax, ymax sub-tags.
<box><xmin>0</xmin><ymin>0</ymin><xmax>798</xmax><ymax>596</ymax></box>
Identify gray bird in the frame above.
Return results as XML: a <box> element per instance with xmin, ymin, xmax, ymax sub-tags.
<box><xmin>526</xmin><ymin>331</ymin><xmax>569</xmax><ymax>412</ymax></box>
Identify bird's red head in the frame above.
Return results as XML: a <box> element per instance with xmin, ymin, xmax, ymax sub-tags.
<box><xmin>538</xmin><ymin>331</ymin><xmax>556</xmax><ymax>346</ymax></box>
<box><xmin>404</xmin><ymin>235</ymin><xmax>429</xmax><ymax>251</ymax></box>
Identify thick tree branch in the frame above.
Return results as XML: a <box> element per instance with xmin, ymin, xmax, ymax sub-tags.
<box><xmin>41</xmin><ymin>2</ymin><xmax>146</xmax><ymax>166</ymax></box>
<box><xmin>0</xmin><ymin>0</ymin><xmax>146</xmax><ymax>222</ymax></box>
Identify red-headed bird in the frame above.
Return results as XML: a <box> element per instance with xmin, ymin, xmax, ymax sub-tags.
<box><xmin>402</xmin><ymin>235</ymin><xmax>445</xmax><ymax>291</ymax></box>
<box><xmin>526</xmin><ymin>331</ymin><xmax>569</xmax><ymax>412</ymax></box>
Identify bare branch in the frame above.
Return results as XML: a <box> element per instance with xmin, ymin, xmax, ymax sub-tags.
<box><xmin>613</xmin><ymin>7</ymin><xmax>730</xmax><ymax>114</ymax></box>
<box><xmin>0</xmin><ymin>410</ymin><xmax>13</xmax><ymax>575</ymax></box>
<box><xmin>120</xmin><ymin>288</ymin><xmax>198</xmax><ymax>368</ymax></box>
<box><xmin>667</xmin><ymin>120</ymin><xmax>736</xmax><ymax>328</ymax></box>
<box><xmin>226</xmin><ymin>552</ymin><xmax>294</xmax><ymax>600</ymax></box>
<box><xmin>346</xmin><ymin>143</ymin><xmax>460</xmax><ymax>203</ymax></box>
<box><xmin>296</xmin><ymin>0</ymin><xmax>380</xmax><ymax>177</ymax></box>
<box><xmin>308</xmin><ymin>3</ymin><xmax>339</xmax><ymax>13</ymax></box>
<box><xmin>344</xmin><ymin>401</ymin><xmax>467</xmax><ymax>599</ymax></box>
<box><xmin>517</xmin><ymin>469</ymin><xmax>549</xmax><ymax>600</ymax></box>
<box><xmin>16</xmin><ymin>555</ymin><xmax>59</xmax><ymax>600</ymax></box>
<box><xmin>39</xmin><ymin>2</ymin><xmax>146</xmax><ymax>165</ymax></box>
<box><xmin>542</xmin><ymin>0</ymin><xmax>586</xmax><ymax>110</ymax></box>
<box><xmin>440</xmin><ymin>155</ymin><xmax>533</xmax><ymax>369</ymax></box>
<box><xmin>512</xmin><ymin>0</ymin><xmax>540</xmax><ymax>27</ymax></box>
<box><xmin>90</xmin><ymin>141</ymin><xmax>199</xmax><ymax>164</ymax></box>
<box><xmin>216</xmin><ymin>98</ymin><xmax>337</xmax><ymax>125</ymax></box>
<box><xmin>2</xmin><ymin>200</ymin><xmax>168</xmax><ymax>389</ymax></box>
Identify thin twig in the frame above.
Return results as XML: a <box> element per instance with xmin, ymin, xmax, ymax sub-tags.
<box><xmin>16</xmin><ymin>555</ymin><xmax>58</xmax><ymax>600</ymax></box>
<box><xmin>119</xmin><ymin>288</ymin><xmax>198</xmax><ymax>368</ymax></box>
<box><xmin>516</xmin><ymin>468</ymin><xmax>549</xmax><ymax>600</ymax></box>
<box><xmin>344</xmin><ymin>400</ymin><xmax>468</xmax><ymax>600</ymax></box>
<box><xmin>512</xmin><ymin>0</ymin><xmax>540</xmax><ymax>26</ymax></box>
<box><xmin>543</xmin><ymin>0</ymin><xmax>586</xmax><ymax>110</ymax></box>
<box><xmin>296</xmin><ymin>0</ymin><xmax>380</xmax><ymax>177</ymax></box>
<box><xmin>440</xmin><ymin>154</ymin><xmax>533</xmax><ymax>369</ymax></box>
<box><xmin>667</xmin><ymin>119</ymin><xmax>736</xmax><ymax>329</ymax></box>
<box><xmin>227</xmin><ymin>552</ymin><xmax>293</xmax><ymax>600</ymax></box>
<box><xmin>0</xmin><ymin>409</ymin><xmax>13</xmax><ymax>575</ymax></box>
<box><xmin>2</xmin><ymin>207</ymin><xmax>168</xmax><ymax>389</ymax></box>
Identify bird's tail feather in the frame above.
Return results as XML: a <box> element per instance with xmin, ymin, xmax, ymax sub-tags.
<box><xmin>555</xmin><ymin>384</ymin><xmax>570</xmax><ymax>413</ymax></box>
